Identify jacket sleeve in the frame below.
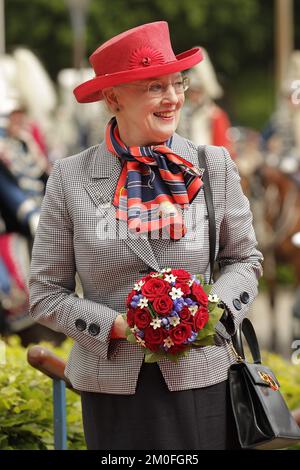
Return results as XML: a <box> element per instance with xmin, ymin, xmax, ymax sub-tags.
<box><xmin>210</xmin><ymin>147</ymin><xmax>263</xmax><ymax>340</ymax></box>
<box><xmin>28</xmin><ymin>160</ymin><xmax>119</xmax><ymax>359</ymax></box>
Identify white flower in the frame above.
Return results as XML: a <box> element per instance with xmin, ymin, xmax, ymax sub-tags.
<box><xmin>187</xmin><ymin>279</ymin><xmax>194</xmax><ymax>287</ymax></box>
<box><xmin>150</xmin><ymin>272</ymin><xmax>161</xmax><ymax>277</ymax></box>
<box><xmin>136</xmin><ymin>336</ymin><xmax>146</xmax><ymax>347</ymax></box>
<box><xmin>131</xmin><ymin>326</ymin><xmax>139</xmax><ymax>333</ymax></box>
<box><xmin>208</xmin><ymin>294</ymin><xmax>220</xmax><ymax>303</ymax></box>
<box><xmin>169</xmin><ymin>287</ymin><xmax>184</xmax><ymax>300</ymax></box>
<box><xmin>163</xmin><ymin>336</ymin><xmax>175</xmax><ymax>348</ymax></box>
<box><xmin>138</xmin><ymin>297</ymin><xmax>149</xmax><ymax>308</ymax></box>
<box><xmin>134</xmin><ymin>280</ymin><xmax>145</xmax><ymax>291</ymax></box>
<box><xmin>188</xmin><ymin>305</ymin><xmax>198</xmax><ymax>316</ymax></box>
<box><xmin>150</xmin><ymin>318</ymin><xmax>162</xmax><ymax>330</ymax></box>
<box><xmin>169</xmin><ymin>316</ymin><xmax>180</xmax><ymax>327</ymax></box>
<box><xmin>160</xmin><ymin>268</ymin><xmax>171</xmax><ymax>273</ymax></box>
<box><xmin>164</xmin><ymin>273</ymin><xmax>177</xmax><ymax>283</ymax></box>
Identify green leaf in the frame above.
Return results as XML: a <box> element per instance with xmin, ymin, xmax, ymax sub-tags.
<box><xmin>195</xmin><ymin>321</ymin><xmax>215</xmax><ymax>340</ymax></box>
<box><xmin>209</xmin><ymin>306</ymin><xmax>224</xmax><ymax>324</ymax></box>
<box><xmin>194</xmin><ymin>273</ymin><xmax>204</xmax><ymax>284</ymax></box>
<box><xmin>193</xmin><ymin>335</ymin><xmax>215</xmax><ymax>347</ymax></box>
<box><xmin>144</xmin><ymin>351</ymin><xmax>164</xmax><ymax>363</ymax></box>
<box><xmin>164</xmin><ymin>348</ymin><xmax>191</xmax><ymax>363</ymax></box>
<box><xmin>203</xmin><ymin>284</ymin><xmax>212</xmax><ymax>295</ymax></box>
<box><xmin>126</xmin><ymin>334</ymin><xmax>137</xmax><ymax>345</ymax></box>
<box><xmin>147</xmin><ymin>302</ymin><xmax>157</xmax><ymax>318</ymax></box>
<box><xmin>125</xmin><ymin>326</ymin><xmax>132</xmax><ymax>336</ymax></box>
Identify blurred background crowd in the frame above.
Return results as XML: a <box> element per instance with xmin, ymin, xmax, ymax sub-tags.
<box><xmin>1</xmin><ymin>0</ymin><xmax>300</xmax><ymax>358</ymax></box>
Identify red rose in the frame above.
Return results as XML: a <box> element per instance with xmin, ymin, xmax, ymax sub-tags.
<box><xmin>175</xmin><ymin>282</ymin><xmax>191</xmax><ymax>295</ymax></box>
<box><xmin>178</xmin><ymin>306</ymin><xmax>193</xmax><ymax>325</ymax></box>
<box><xmin>144</xmin><ymin>326</ymin><xmax>165</xmax><ymax>351</ymax></box>
<box><xmin>153</xmin><ymin>295</ymin><xmax>173</xmax><ymax>316</ymax></box>
<box><xmin>171</xmin><ymin>269</ymin><xmax>191</xmax><ymax>283</ymax></box>
<box><xmin>134</xmin><ymin>308</ymin><xmax>152</xmax><ymax>329</ymax></box>
<box><xmin>193</xmin><ymin>306</ymin><xmax>209</xmax><ymax>331</ymax></box>
<box><xmin>126</xmin><ymin>290</ymin><xmax>136</xmax><ymax>308</ymax></box>
<box><xmin>126</xmin><ymin>307</ymin><xmax>136</xmax><ymax>328</ymax></box>
<box><xmin>169</xmin><ymin>323</ymin><xmax>192</xmax><ymax>346</ymax></box>
<box><xmin>191</xmin><ymin>283</ymin><xmax>208</xmax><ymax>307</ymax></box>
<box><xmin>168</xmin><ymin>343</ymin><xmax>187</xmax><ymax>355</ymax></box>
<box><xmin>141</xmin><ymin>278</ymin><xmax>170</xmax><ymax>300</ymax></box>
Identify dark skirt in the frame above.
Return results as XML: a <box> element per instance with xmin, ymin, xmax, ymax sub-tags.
<box><xmin>81</xmin><ymin>362</ymin><xmax>240</xmax><ymax>450</ymax></box>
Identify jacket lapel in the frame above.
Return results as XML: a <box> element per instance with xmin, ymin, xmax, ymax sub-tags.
<box><xmin>84</xmin><ymin>142</ymin><xmax>161</xmax><ymax>272</ymax></box>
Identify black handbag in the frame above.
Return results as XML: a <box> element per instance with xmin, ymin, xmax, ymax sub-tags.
<box><xmin>229</xmin><ymin>318</ymin><xmax>300</xmax><ymax>449</ymax></box>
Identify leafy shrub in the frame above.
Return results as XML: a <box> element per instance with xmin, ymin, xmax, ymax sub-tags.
<box><xmin>262</xmin><ymin>351</ymin><xmax>300</xmax><ymax>450</ymax></box>
<box><xmin>0</xmin><ymin>336</ymin><xmax>85</xmax><ymax>450</ymax></box>
<box><xmin>0</xmin><ymin>337</ymin><xmax>299</xmax><ymax>450</ymax></box>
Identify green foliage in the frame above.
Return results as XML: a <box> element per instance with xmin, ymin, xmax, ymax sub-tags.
<box><xmin>258</xmin><ymin>263</ymin><xmax>296</xmax><ymax>291</ymax></box>
<box><xmin>262</xmin><ymin>351</ymin><xmax>300</xmax><ymax>450</ymax></box>
<box><xmin>0</xmin><ymin>336</ymin><xmax>85</xmax><ymax>450</ymax></box>
<box><xmin>0</xmin><ymin>335</ymin><xmax>299</xmax><ymax>449</ymax></box>
<box><xmin>276</xmin><ymin>264</ymin><xmax>296</xmax><ymax>286</ymax></box>
<box><xmin>229</xmin><ymin>69</ymin><xmax>276</xmax><ymax>129</ymax></box>
<box><xmin>262</xmin><ymin>351</ymin><xmax>300</xmax><ymax>411</ymax></box>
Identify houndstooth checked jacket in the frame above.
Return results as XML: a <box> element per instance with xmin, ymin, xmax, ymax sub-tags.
<box><xmin>29</xmin><ymin>133</ymin><xmax>263</xmax><ymax>394</ymax></box>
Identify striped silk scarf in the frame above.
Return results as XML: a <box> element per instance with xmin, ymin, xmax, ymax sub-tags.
<box><xmin>106</xmin><ymin>117</ymin><xmax>204</xmax><ymax>240</ymax></box>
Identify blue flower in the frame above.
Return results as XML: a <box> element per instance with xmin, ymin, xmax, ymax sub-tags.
<box><xmin>173</xmin><ymin>298</ymin><xmax>184</xmax><ymax>311</ymax></box>
<box><xmin>161</xmin><ymin>318</ymin><xmax>169</xmax><ymax>326</ymax></box>
<box><xmin>130</xmin><ymin>301</ymin><xmax>138</xmax><ymax>308</ymax></box>
<box><xmin>185</xmin><ymin>298</ymin><xmax>193</xmax><ymax>306</ymax></box>
<box><xmin>169</xmin><ymin>310</ymin><xmax>178</xmax><ymax>316</ymax></box>
<box><xmin>174</xmin><ymin>303</ymin><xmax>183</xmax><ymax>312</ymax></box>
<box><xmin>132</xmin><ymin>295</ymin><xmax>140</xmax><ymax>302</ymax></box>
<box><xmin>187</xmin><ymin>331</ymin><xmax>198</xmax><ymax>343</ymax></box>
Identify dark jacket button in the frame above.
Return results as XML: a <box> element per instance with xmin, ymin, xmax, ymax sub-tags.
<box><xmin>240</xmin><ymin>291</ymin><xmax>250</xmax><ymax>304</ymax></box>
<box><xmin>75</xmin><ymin>319</ymin><xmax>87</xmax><ymax>332</ymax></box>
<box><xmin>88</xmin><ymin>323</ymin><xmax>100</xmax><ymax>336</ymax></box>
<box><xmin>232</xmin><ymin>298</ymin><xmax>242</xmax><ymax>311</ymax></box>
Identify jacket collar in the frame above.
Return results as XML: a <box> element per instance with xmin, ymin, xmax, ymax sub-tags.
<box><xmin>91</xmin><ymin>133</ymin><xmax>199</xmax><ymax>178</ymax></box>
<box><xmin>91</xmin><ymin>140</ymin><xmax>121</xmax><ymax>179</ymax></box>
<box><xmin>85</xmin><ymin>134</ymin><xmax>200</xmax><ymax>271</ymax></box>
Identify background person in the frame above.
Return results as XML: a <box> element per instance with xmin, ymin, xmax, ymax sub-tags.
<box><xmin>178</xmin><ymin>47</ymin><xmax>232</xmax><ymax>153</ymax></box>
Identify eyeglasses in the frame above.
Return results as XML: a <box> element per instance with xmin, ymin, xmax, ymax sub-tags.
<box><xmin>117</xmin><ymin>76</ymin><xmax>190</xmax><ymax>97</ymax></box>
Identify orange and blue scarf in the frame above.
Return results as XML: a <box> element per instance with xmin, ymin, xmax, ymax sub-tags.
<box><xmin>106</xmin><ymin>117</ymin><xmax>204</xmax><ymax>240</ymax></box>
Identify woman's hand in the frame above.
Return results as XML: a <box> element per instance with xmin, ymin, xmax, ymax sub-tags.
<box><xmin>111</xmin><ymin>314</ymin><xmax>127</xmax><ymax>339</ymax></box>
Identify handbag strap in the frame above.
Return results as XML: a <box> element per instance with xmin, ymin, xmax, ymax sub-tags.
<box><xmin>197</xmin><ymin>147</ymin><xmax>260</xmax><ymax>363</ymax></box>
<box><xmin>197</xmin><ymin>146</ymin><xmax>216</xmax><ymax>284</ymax></box>
<box><xmin>232</xmin><ymin>318</ymin><xmax>262</xmax><ymax>364</ymax></box>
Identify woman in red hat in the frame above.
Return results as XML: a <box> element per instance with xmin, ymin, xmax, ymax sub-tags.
<box><xmin>29</xmin><ymin>21</ymin><xmax>263</xmax><ymax>450</ymax></box>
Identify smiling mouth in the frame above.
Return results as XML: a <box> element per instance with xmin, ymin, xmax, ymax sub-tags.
<box><xmin>153</xmin><ymin>111</ymin><xmax>176</xmax><ymax>119</ymax></box>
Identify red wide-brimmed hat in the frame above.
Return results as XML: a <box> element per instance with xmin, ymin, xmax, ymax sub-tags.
<box><xmin>73</xmin><ymin>21</ymin><xmax>203</xmax><ymax>103</ymax></box>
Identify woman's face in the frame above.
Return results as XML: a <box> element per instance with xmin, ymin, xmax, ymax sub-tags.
<box><xmin>111</xmin><ymin>73</ymin><xmax>185</xmax><ymax>146</ymax></box>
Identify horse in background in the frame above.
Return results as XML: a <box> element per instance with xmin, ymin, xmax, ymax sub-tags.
<box><xmin>231</xmin><ymin>127</ymin><xmax>300</xmax><ymax>351</ymax></box>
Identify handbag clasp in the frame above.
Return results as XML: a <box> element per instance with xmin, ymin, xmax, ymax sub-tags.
<box><xmin>258</xmin><ymin>371</ymin><xmax>280</xmax><ymax>391</ymax></box>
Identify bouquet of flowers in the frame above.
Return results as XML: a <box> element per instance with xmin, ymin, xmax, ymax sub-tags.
<box><xmin>124</xmin><ymin>268</ymin><xmax>225</xmax><ymax>363</ymax></box>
